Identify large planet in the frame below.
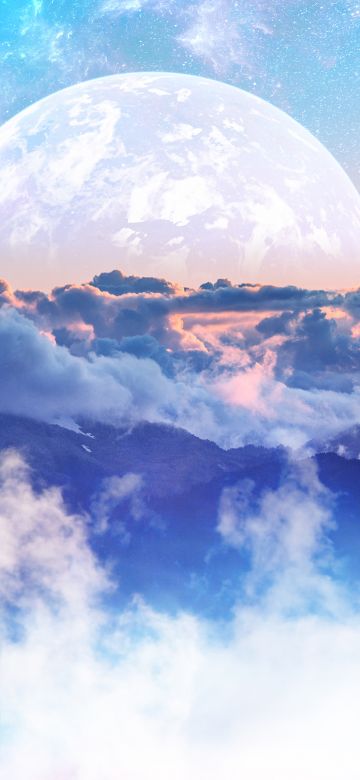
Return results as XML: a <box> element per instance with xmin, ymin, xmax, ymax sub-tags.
<box><xmin>0</xmin><ymin>71</ymin><xmax>359</xmax><ymax>291</ymax></box>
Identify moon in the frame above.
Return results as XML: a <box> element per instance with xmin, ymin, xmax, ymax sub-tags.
<box><xmin>0</xmin><ymin>71</ymin><xmax>359</xmax><ymax>291</ymax></box>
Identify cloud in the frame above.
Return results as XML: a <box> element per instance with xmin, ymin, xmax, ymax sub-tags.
<box><xmin>90</xmin><ymin>472</ymin><xmax>144</xmax><ymax>533</ymax></box>
<box><xmin>217</xmin><ymin>459</ymin><xmax>339</xmax><ymax>612</ymax></box>
<box><xmin>273</xmin><ymin>307</ymin><xmax>360</xmax><ymax>392</ymax></box>
<box><xmin>0</xmin><ymin>449</ymin><xmax>106</xmax><ymax>611</ymax></box>
<box><xmin>91</xmin><ymin>269</ymin><xmax>177</xmax><ymax>296</ymax></box>
<box><xmin>0</xmin><ymin>279</ymin><xmax>13</xmax><ymax>305</ymax></box>
<box><xmin>0</xmin><ymin>306</ymin><xmax>177</xmax><ymax>428</ymax></box>
<box><xmin>10</xmin><ymin>274</ymin><xmax>342</xmax><ymax>363</ymax></box>
<box><xmin>0</xmin><ymin>272</ymin><xmax>359</xmax><ymax>450</ymax></box>
<box><xmin>1</xmin><ymin>451</ymin><xmax>360</xmax><ymax>778</ymax></box>
<box><xmin>344</xmin><ymin>288</ymin><xmax>360</xmax><ymax>316</ymax></box>
<box><xmin>8</xmin><ymin>271</ymin><xmax>341</xmax><ymax>336</ymax></box>
<box><xmin>213</xmin><ymin>349</ymin><xmax>360</xmax><ymax>449</ymax></box>
<box><xmin>256</xmin><ymin>310</ymin><xmax>296</xmax><ymax>337</ymax></box>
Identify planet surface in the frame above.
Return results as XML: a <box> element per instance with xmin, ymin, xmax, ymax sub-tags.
<box><xmin>0</xmin><ymin>71</ymin><xmax>359</xmax><ymax>291</ymax></box>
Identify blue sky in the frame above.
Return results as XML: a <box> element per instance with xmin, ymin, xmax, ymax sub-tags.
<box><xmin>0</xmin><ymin>0</ymin><xmax>359</xmax><ymax>186</ymax></box>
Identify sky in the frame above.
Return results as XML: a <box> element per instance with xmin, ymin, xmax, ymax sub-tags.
<box><xmin>1</xmin><ymin>3</ymin><xmax>360</xmax><ymax>777</ymax></box>
<box><xmin>0</xmin><ymin>0</ymin><xmax>359</xmax><ymax>189</ymax></box>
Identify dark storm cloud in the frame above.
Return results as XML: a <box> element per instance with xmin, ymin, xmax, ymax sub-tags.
<box><xmin>36</xmin><ymin>284</ymin><xmax>115</xmax><ymax>336</ymax></box>
<box><xmin>173</xmin><ymin>282</ymin><xmax>341</xmax><ymax>315</ymax></box>
<box><xmin>91</xmin><ymin>270</ymin><xmax>176</xmax><ymax>296</ymax></box>
<box><xmin>274</xmin><ymin>308</ymin><xmax>360</xmax><ymax>392</ymax></box>
<box><xmin>256</xmin><ymin>311</ymin><xmax>297</xmax><ymax>337</ymax></box>
<box><xmin>34</xmin><ymin>278</ymin><xmax>170</xmax><ymax>342</ymax></box>
<box><xmin>14</xmin><ymin>271</ymin><xmax>344</xmax><ymax>343</ymax></box>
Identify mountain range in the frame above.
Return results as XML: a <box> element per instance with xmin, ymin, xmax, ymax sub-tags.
<box><xmin>1</xmin><ymin>413</ymin><xmax>359</xmax><ymax>617</ymax></box>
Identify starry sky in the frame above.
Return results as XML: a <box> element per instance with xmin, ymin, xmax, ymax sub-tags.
<box><xmin>0</xmin><ymin>0</ymin><xmax>359</xmax><ymax>188</ymax></box>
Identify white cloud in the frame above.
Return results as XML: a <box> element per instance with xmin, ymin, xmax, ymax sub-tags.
<box><xmin>218</xmin><ymin>459</ymin><xmax>332</xmax><ymax>570</ymax></box>
<box><xmin>90</xmin><ymin>472</ymin><xmax>144</xmax><ymax>533</ymax></box>
<box><xmin>1</xmin><ymin>451</ymin><xmax>360</xmax><ymax>778</ymax></box>
<box><xmin>217</xmin><ymin>459</ymin><xmax>344</xmax><ymax>614</ymax></box>
<box><xmin>0</xmin><ymin>449</ymin><xmax>106</xmax><ymax>609</ymax></box>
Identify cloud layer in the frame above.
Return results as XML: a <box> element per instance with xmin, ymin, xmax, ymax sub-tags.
<box><xmin>0</xmin><ymin>270</ymin><xmax>359</xmax><ymax>449</ymax></box>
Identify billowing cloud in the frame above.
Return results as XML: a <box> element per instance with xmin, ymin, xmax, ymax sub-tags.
<box><xmin>1</xmin><ymin>451</ymin><xmax>360</xmax><ymax>778</ymax></box>
<box><xmin>0</xmin><ymin>272</ymin><xmax>359</xmax><ymax>449</ymax></box>
<box><xmin>0</xmin><ymin>307</ymin><xmax>176</xmax><ymax>428</ymax></box>
<box><xmin>0</xmin><ymin>449</ymin><xmax>106</xmax><ymax>609</ymax></box>
<box><xmin>217</xmin><ymin>459</ymin><xmax>338</xmax><ymax>610</ymax></box>
<box><xmin>274</xmin><ymin>307</ymin><xmax>359</xmax><ymax>392</ymax></box>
